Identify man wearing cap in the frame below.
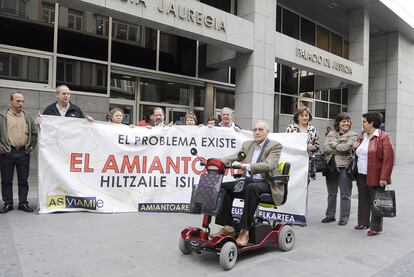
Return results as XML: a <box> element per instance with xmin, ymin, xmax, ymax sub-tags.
<box><xmin>212</xmin><ymin>120</ymin><xmax>283</xmax><ymax>247</ymax></box>
<box><xmin>0</xmin><ymin>91</ymin><xmax>37</xmax><ymax>213</ymax></box>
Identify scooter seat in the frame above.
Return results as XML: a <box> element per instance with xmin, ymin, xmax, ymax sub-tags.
<box><xmin>259</xmin><ymin>193</ymin><xmax>274</xmax><ymax>204</ymax></box>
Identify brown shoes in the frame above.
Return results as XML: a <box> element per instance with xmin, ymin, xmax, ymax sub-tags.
<box><xmin>367</xmin><ymin>229</ymin><xmax>380</xmax><ymax>236</ymax></box>
<box><xmin>235</xmin><ymin>229</ymin><xmax>249</xmax><ymax>247</ymax></box>
<box><xmin>210</xmin><ymin>226</ymin><xmax>236</xmax><ymax>238</ymax></box>
<box><xmin>354</xmin><ymin>224</ymin><xmax>369</xmax><ymax>230</ymax></box>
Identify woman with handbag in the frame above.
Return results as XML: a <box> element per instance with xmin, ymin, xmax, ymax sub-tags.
<box><xmin>322</xmin><ymin>112</ymin><xmax>357</xmax><ymax>226</ymax></box>
<box><xmin>353</xmin><ymin>112</ymin><xmax>394</xmax><ymax>236</ymax></box>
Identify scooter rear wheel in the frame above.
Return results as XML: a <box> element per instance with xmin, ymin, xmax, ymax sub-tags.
<box><xmin>219</xmin><ymin>241</ymin><xmax>238</xmax><ymax>270</ymax></box>
<box><xmin>278</xmin><ymin>225</ymin><xmax>295</xmax><ymax>251</ymax></box>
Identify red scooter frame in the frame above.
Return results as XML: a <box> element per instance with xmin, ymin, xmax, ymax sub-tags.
<box><xmin>179</xmin><ymin>155</ymin><xmax>295</xmax><ymax>270</ymax></box>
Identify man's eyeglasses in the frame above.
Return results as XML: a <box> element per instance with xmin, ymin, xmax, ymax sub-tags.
<box><xmin>253</xmin><ymin>128</ymin><xmax>266</xmax><ymax>132</ymax></box>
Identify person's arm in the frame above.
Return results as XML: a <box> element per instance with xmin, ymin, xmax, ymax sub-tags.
<box><xmin>333</xmin><ymin>132</ymin><xmax>357</xmax><ymax>153</ymax></box>
<box><xmin>324</xmin><ymin>131</ymin><xmax>335</xmax><ymax>155</ymax></box>
<box><xmin>250</xmin><ymin>142</ymin><xmax>282</xmax><ymax>174</ymax></box>
<box><xmin>380</xmin><ymin>133</ymin><xmax>395</xmax><ymax>185</ymax></box>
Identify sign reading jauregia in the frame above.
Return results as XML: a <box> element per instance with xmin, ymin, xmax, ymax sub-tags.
<box><xmin>38</xmin><ymin>116</ymin><xmax>309</xmax><ymax>225</ymax></box>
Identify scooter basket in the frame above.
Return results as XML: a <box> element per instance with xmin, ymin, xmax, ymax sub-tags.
<box><xmin>189</xmin><ymin>173</ymin><xmax>224</xmax><ymax>215</ymax></box>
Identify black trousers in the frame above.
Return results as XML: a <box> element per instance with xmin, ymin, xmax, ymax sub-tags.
<box><xmin>357</xmin><ymin>174</ymin><xmax>384</xmax><ymax>231</ymax></box>
<box><xmin>215</xmin><ymin>180</ymin><xmax>271</xmax><ymax>230</ymax></box>
<box><xmin>0</xmin><ymin>149</ymin><xmax>30</xmax><ymax>205</ymax></box>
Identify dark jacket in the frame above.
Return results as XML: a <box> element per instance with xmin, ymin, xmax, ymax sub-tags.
<box><xmin>43</xmin><ymin>102</ymin><xmax>84</xmax><ymax>118</ymax></box>
<box><xmin>0</xmin><ymin>109</ymin><xmax>37</xmax><ymax>153</ymax></box>
<box><xmin>356</xmin><ymin>130</ymin><xmax>394</xmax><ymax>186</ymax></box>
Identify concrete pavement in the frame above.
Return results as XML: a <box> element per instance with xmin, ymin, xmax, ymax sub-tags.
<box><xmin>1</xmin><ymin>164</ymin><xmax>413</xmax><ymax>277</ymax></box>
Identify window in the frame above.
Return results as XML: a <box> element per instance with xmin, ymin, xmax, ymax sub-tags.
<box><xmin>56</xmin><ymin>58</ymin><xmax>107</xmax><ymax>94</ymax></box>
<box><xmin>140</xmin><ymin>78</ymin><xmax>190</xmax><ymax>105</ymax></box>
<box><xmin>276</xmin><ymin>6</ymin><xmax>282</xmax><ymax>32</ymax></box>
<box><xmin>68</xmin><ymin>9</ymin><xmax>83</xmax><ymax>31</ymax></box>
<box><xmin>42</xmin><ymin>2</ymin><xmax>55</xmax><ymax>24</ymax></box>
<box><xmin>299</xmin><ymin>70</ymin><xmax>314</xmax><ymax>97</ymax></box>
<box><xmin>0</xmin><ymin>0</ymin><xmax>25</xmax><ymax>16</ymax></box>
<box><xmin>198</xmin><ymin>43</ymin><xmax>229</xmax><ymax>83</ymax></box>
<box><xmin>329</xmin><ymin>104</ymin><xmax>341</xmax><ymax>119</ymax></box>
<box><xmin>274</xmin><ymin>63</ymin><xmax>280</xmax><ymax>92</ymax></box>
<box><xmin>111</xmin><ymin>24</ymin><xmax>156</xmax><ymax>69</ymax></box>
<box><xmin>0</xmin><ymin>1</ymin><xmax>54</xmax><ymax>51</ymax></box>
<box><xmin>275</xmin><ymin>64</ymin><xmax>348</xmax><ymax>118</ymax></box>
<box><xmin>194</xmin><ymin>87</ymin><xmax>205</xmax><ymax>107</ymax></box>
<box><xmin>281</xmin><ymin>65</ymin><xmax>298</xmax><ymax>95</ymax></box>
<box><xmin>0</xmin><ymin>51</ymin><xmax>49</xmax><ymax>84</ymax></box>
<box><xmin>280</xmin><ymin>95</ymin><xmax>297</xmax><ymax>114</ymax></box>
<box><xmin>316</xmin><ymin>26</ymin><xmax>330</xmax><ymax>52</ymax></box>
<box><xmin>282</xmin><ymin>9</ymin><xmax>299</xmax><ymax>39</ymax></box>
<box><xmin>343</xmin><ymin>41</ymin><xmax>349</xmax><ymax>59</ymax></box>
<box><xmin>315</xmin><ymin>101</ymin><xmax>328</xmax><ymax>118</ymax></box>
<box><xmin>96</xmin><ymin>15</ymin><xmax>109</xmax><ymax>36</ymax></box>
<box><xmin>330</xmin><ymin>89</ymin><xmax>341</xmax><ymax>104</ymax></box>
<box><xmin>330</xmin><ymin>33</ymin><xmax>343</xmax><ymax>56</ymax></box>
<box><xmin>110</xmin><ymin>73</ymin><xmax>136</xmax><ymax>100</ymax></box>
<box><xmin>58</xmin><ymin>6</ymin><xmax>108</xmax><ymax>61</ymax></box>
<box><xmin>215</xmin><ymin>89</ymin><xmax>235</xmax><ymax>109</ymax></box>
<box><xmin>300</xmin><ymin>17</ymin><xmax>315</xmax><ymax>46</ymax></box>
<box><xmin>159</xmin><ymin>32</ymin><xmax>196</xmax><ymax>77</ymax></box>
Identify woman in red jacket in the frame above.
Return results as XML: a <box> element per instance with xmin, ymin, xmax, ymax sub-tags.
<box><xmin>354</xmin><ymin>112</ymin><xmax>394</xmax><ymax>236</ymax></box>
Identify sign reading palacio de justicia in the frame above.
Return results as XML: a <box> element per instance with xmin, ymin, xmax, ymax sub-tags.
<box><xmin>296</xmin><ymin>47</ymin><xmax>352</xmax><ymax>75</ymax></box>
<box><xmin>121</xmin><ymin>0</ymin><xmax>226</xmax><ymax>32</ymax></box>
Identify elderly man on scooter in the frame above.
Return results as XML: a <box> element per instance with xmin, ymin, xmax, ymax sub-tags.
<box><xmin>211</xmin><ymin>120</ymin><xmax>283</xmax><ymax>247</ymax></box>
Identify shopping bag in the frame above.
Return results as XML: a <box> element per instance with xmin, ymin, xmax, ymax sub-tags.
<box><xmin>372</xmin><ymin>190</ymin><xmax>396</xmax><ymax>217</ymax></box>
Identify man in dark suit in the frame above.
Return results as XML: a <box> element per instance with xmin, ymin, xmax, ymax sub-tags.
<box><xmin>212</xmin><ymin>120</ymin><xmax>283</xmax><ymax>246</ymax></box>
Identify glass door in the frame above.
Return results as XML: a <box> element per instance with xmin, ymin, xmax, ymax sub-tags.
<box><xmin>166</xmin><ymin>107</ymin><xmax>188</xmax><ymax>125</ymax></box>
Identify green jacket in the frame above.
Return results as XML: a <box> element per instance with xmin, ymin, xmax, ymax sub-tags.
<box><xmin>222</xmin><ymin>139</ymin><xmax>284</xmax><ymax>205</ymax></box>
<box><xmin>0</xmin><ymin>109</ymin><xmax>37</xmax><ymax>153</ymax></box>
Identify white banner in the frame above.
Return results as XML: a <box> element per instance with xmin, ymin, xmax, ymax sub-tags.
<box><xmin>38</xmin><ymin>116</ymin><xmax>309</xmax><ymax>224</ymax></box>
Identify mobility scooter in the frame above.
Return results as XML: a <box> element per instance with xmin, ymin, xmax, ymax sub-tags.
<box><xmin>179</xmin><ymin>148</ymin><xmax>295</xmax><ymax>270</ymax></box>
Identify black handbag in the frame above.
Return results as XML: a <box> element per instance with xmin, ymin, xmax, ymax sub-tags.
<box><xmin>372</xmin><ymin>189</ymin><xmax>396</xmax><ymax>217</ymax></box>
<box><xmin>313</xmin><ymin>153</ymin><xmax>328</xmax><ymax>173</ymax></box>
<box><xmin>345</xmin><ymin>153</ymin><xmax>358</xmax><ymax>179</ymax></box>
<box><xmin>322</xmin><ymin>155</ymin><xmax>337</xmax><ymax>176</ymax></box>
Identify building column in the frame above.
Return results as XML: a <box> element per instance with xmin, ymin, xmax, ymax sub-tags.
<box><xmin>235</xmin><ymin>0</ymin><xmax>276</xmax><ymax>130</ymax></box>
<box><xmin>348</xmin><ymin>9</ymin><xmax>370</xmax><ymax>131</ymax></box>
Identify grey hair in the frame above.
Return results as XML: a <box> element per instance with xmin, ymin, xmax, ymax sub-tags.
<box><xmin>252</xmin><ymin>120</ymin><xmax>270</xmax><ymax>131</ymax></box>
<box><xmin>221</xmin><ymin>107</ymin><xmax>234</xmax><ymax>114</ymax></box>
<box><xmin>56</xmin><ymin>85</ymin><xmax>70</xmax><ymax>94</ymax></box>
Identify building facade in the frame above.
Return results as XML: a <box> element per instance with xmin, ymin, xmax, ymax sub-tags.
<box><xmin>1</xmin><ymin>0</ymin><xmax>414</xmax><ymax>164</ymax></box>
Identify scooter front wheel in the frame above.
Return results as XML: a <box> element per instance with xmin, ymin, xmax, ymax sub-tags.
<box><xmin>219</xmin><ymin>241</ymin><xmax>238</xmax><ymax>270</ymax></box>
<box><xmin>179</xmin><ymin>237</ymin><xmax>191</xmax><ymax>255</ymax></box>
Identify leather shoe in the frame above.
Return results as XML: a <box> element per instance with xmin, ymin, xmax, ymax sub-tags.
<box><xmin>367</xmin><ymin>229</ymin><xmax>380</xmax><ymax>236</ymax></box>
<box><xmin>354</xmin><ymin>224</ymin><xmax>369</xmax><ymax>230</ymax></box>
<box><xmin>209</xmin><ymin>226</ymin><xmax>236</xmax><ymax>238</ymax></box>
<box><xmin>18</xmin><ymin>203</ymin><xmax>33</xmax><ymax>213</ymax></box>
<box><xmin>321</xmin><ymin>217</ymin><xmax>336</xmax><ymax>223</ymax></box>
<box><xmin>338</xmin><ymin>220</ymin><xmax>348</xmax><ymax>226</ymax></box>
<box><xmin>0</xmin><ymin>204</ymin><xmax>13</xmax><ymax>214</ymax></box>
<box><xmin>236</xmin><ymin>230</ymin><xmax>249</xmax><ymax>247</ymax></box>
